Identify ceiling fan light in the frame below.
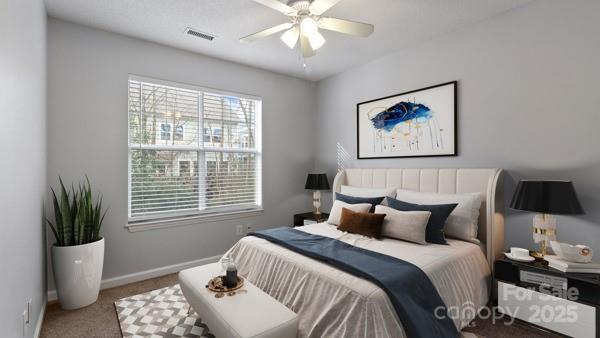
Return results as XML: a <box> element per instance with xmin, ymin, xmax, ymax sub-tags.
<box><xmin>300</xmin><ymin>17</ymin><xmax>319</xmax><ymax>35</ymax></box>
<box><xmin>280</xmin><ymin>27</ymin><xmax>299</xmax><ymax>49</ymax></box>
<box><xmin>307</xmin><ymin>30</ymin><xmax>326</xmax><ymax>50</ymax></box>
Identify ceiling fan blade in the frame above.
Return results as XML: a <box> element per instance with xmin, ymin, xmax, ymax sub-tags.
<box><xmin>300</xmin><ymin>34</ymin><xmax>316</xmax><ymax>58</ymax></box>
<box><xmin>240</xmin><ymin>22</ymin><xmax>293</xmax><ymax>43</ymax></box>
<box><xmin>251</xmin><ymin>0</ymin><xmax>298</xmax><ymax>16</ymax></box>
<box><xmin>281</xmin><ymin>27</ymin><xmax>300</xmax><ymax>48</ymax></box>
<box><xmin>309</xmin><ymin>0</ymin><xmax>343</xmax><ymax>15</ymax></box>
<box><xmin>319</xmin><ymin>17</ymin><xmax>374</xmax><ymax>37</ymax></box>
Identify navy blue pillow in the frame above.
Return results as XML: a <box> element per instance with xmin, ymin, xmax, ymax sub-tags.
<box><xmin>335</xmin><ymin>193</ymin><xmax>385</xmax><ymax>212</ymax></box>
<box><xmin>386</xmin><ymin>196</ymin><xmax>457</xmax><ymax>245</ymax></box>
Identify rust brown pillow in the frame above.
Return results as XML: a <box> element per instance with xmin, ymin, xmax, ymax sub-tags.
<box><xmin>337</xmin><ymin>207</ymin><xmax>386</xmax><ymax>239</ymax></box>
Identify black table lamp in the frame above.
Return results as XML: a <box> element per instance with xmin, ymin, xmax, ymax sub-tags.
<box><xmin>305</xmin><ymin>173</ymin><xmax>330</xmax><ymax>214</ymax></box>
<box><xmin>510</xmin><ymin>180</ymin><xmax>584</xmax><ymax>259</ymax></box>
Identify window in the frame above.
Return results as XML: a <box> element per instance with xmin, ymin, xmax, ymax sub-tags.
<box><xmin>179</xmin><ymin>161</ymin><xmax>191</xmax><ymax>176</ymax></box>
<box><xmin>241</xmin><ymin>135</ymin><xmax>250</xmax><ymax>148</ymax></box>
<box><xmin>211</xmin><ymin>128</ymin><xmax>222</xmax><ymax>144</ymax></box>
<box><xmin>174</xmin><ymin>125</ymin><xmax>184</xmax><ymax>141</ymax></box>
<box><xmin>128</xmin><ymin>76</ymin><xmax>262</xmax><ymax>222</ymax></box>
<box><xmin>160</xmin><ymin>123</ymin><xmax>171</xmax><ymax>140</ymax></box>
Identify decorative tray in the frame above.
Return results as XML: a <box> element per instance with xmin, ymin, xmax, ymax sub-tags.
<box><xmin>205</xmin><ymin>276</ymin><xmax>244</xmax><ymax>293</ymax></box>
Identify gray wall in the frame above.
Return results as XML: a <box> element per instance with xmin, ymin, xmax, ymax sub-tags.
<box><xmin>47</xmin><ymin>19</ymin><xmax>315</xmax><ymax>289</ymax></box>
<box><xmin>44</xmin><ymin>0</ymin><xmax>600</xmax><ymax>294</ymax></box>
<box><xmin>0</xmin><ymin>0</ymin><xmax>47</xmax><ymax>336</ymax></box>
<box><xmin>315</xmin><ymin>0</ymin><xmax>600</xmax><ymax>254</ymax></box>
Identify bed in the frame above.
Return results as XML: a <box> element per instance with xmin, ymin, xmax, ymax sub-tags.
<box><xmin>226</xmin><ymin>168</ymin><xmax>504</xmax><ymax>338</ymax></box>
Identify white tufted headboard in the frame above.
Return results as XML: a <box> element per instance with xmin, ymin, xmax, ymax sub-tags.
<box><xmin>332</xmin><ymin>168</ymin><xmax>504</xmax><ymax>268</ymax></box>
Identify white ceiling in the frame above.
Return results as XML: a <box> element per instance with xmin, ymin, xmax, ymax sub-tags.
<box><xmin>44</xmin><ymin>0</ymin><xmax>531</xmax><ymax>81</ymax></box>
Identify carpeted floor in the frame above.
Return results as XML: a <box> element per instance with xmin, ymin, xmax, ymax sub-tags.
<box><xmin>41</xmin><ymin>274</ymin><xmax>178</xmax><ymax>338</ymax></box>
<box><xmin>41</xmin><ymin>273</ymin><xmax>560</xmax><ymax>337</ymax></box>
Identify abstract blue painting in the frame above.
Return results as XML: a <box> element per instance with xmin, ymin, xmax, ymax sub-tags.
<box><xmin>357</xmin><ymin>81</ymin><xmax>456</xmax><ymax>159</ymax></box>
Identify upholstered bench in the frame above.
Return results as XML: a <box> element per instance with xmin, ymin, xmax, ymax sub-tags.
<box><xmin>178</xmin><ymin>263</ymin><xmax>298</xmax><ymax>338</ymax></box>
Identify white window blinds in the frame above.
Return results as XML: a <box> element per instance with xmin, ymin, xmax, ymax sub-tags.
<box><xmin>128</xmin><ymin>76</ymin><xmax>262</xmax><ymax>221</ymax></box>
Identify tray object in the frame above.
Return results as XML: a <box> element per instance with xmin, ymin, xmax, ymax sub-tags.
<box><xmin>205</xmin><ymin>275</ymin><xmax>244</xmax><ymax>293</ymax></box>
<box><xmin>550</xmin><ymin>241</ymin><xmax>593</xmax><ymax>263</ymax></box>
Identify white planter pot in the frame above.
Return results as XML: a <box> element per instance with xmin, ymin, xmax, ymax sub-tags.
<box><xmin>52</xmin><ymin>238</ymin><xmax>104</xmax><ymax>310</ymax></box>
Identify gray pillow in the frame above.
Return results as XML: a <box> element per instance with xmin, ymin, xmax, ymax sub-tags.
<box><xmin>386</xmin><ymin>196</ymin><xmax>457</xmax><ymax>245</ymax></box>
<box><xmin>376</xmin><ymin>205</ymin><xmax>431</xmax><ymax>244</ymax></box>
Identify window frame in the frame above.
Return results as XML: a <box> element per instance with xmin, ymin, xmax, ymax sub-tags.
<box><xmin>160</xmin><ymin>123</ymin><xmax>171</xmax><ymax>141</ymax></box>
<box><xmin>174</xmin><ymin>125</ymin><xmax>184</xmax><ymax>141</ymax></box>
<box><xmin>127</xmin><ymin>75</ymin><xmax>263</xmax><ymax>225</ymax></box>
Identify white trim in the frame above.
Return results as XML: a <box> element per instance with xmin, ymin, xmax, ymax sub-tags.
<box><xmin>33</xmin><ymin>298</ymin><xmax>46</xmax><ymax>338</ymax></box>
<box><xmin>127</xmin><ymin>208</ymin><xmax>264</xmax><ymax>231</ymax></box>
<box><xmin>255</xmin><ymin>100</ymin><xmax>263</xmax><ymax>207</ymax></box>
<box><xmin>127</xmin><ymin>75</ymin><xmax>263</xmax><ymax>222</ymax></box>
<box><xmin>128</xmin><ymin>74</ymin><xmax>262</xmax><ymax>101</ymax></box>
<box><xmin>47</xmin><ymin>254</ymin><xmax>222</xmax><ymax>302</ymax></box>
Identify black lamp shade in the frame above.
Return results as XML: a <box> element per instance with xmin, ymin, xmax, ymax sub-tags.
<box><xmin>305</xmin><ymin>173</ymin><xmax>330</xmax><ymax>190</ymax></box>
<box><xmin>510</xmin><ymin>180</ymin><xmax>584</xmax><ymax>215</ymax></box>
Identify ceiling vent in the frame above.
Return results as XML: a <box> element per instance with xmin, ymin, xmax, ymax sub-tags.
<box><xmin>184</xmin><ymin>27</ymin><xmax>215</xmax><ymax>41</ymax></box>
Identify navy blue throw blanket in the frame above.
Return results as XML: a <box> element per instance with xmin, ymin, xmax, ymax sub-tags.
<box><xmin>248</xmin><ymin>227</ymin><xmax>459</xmax><ymax>338</ymax></box>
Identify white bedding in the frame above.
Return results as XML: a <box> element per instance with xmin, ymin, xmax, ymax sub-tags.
<box><xmin>226</xmin><ymin>223</ymin><xmax>491</xmax><ymax>338</ymax></box>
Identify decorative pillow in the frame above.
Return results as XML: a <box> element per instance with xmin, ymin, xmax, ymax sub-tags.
<box><xmin>375</xmin><ymin>205</ymin><xmax>431</xmax><ymax>245</ymax></box>
<box><xmin>338</xmin><ymin>207</ymin><xmax>386</xmax><ymax>239</ymax></box>
<box><xmin>335</xmin><ymin>193</ymin><xmax>384</xmax><ymax>212</ymax></box>
<box><xmin>327</xmin><ymin>200</ymin><xmax>372</xmax><ymax>226</ymax></box>
<box><xmin>340</xmin><ymin>185</ymin><xmax>397</xmax><ymax>198</ymax></box>
<box><xmin>395</xmin><ymin>189</ymin><xmax>482</xmax><ymax>243</ymax></box>
<box><xmin>386</xmin><ymin>197</ymin><xmax>457</xmax><ymax>245</ymax></box>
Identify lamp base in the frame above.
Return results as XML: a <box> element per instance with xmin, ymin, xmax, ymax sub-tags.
<box><xmin>531</xmin><ymin>213</ymin><xmax>556</xmax><ymax>260</ymax></box>
<box><xmin>313</xmin><ymin>190</ymin><xmax>321</xmax><ymax>215</ymax></box>
<box><xmin>531</xmin><ymin>250</ymin><xmax>545</xmax><ymax>260</ymax></box>
<box><xmin>530</xmin><ymin>238</ymin><xmax>548</xmax><ymax>260</ymax></box>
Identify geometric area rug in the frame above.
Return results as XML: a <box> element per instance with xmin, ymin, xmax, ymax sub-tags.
<box><xmin>114</xmin><ymin>284</ymin><xmax>214</xmax><ymax>337</ymax></box>
<box><xmin>113</xmin><ymin>284</ymin><xmax>483</xmax><ymax>338</ymax></box>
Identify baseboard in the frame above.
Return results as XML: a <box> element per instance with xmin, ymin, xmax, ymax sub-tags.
<box><xmin>47</xmin><ymin>254</ymin><xmax>222</xmax><ymax>301</ymax></box>
<box><xmin>33</xmin><ymin>298</ymin><xmax>46</xmax><ymax>338</ymax></box>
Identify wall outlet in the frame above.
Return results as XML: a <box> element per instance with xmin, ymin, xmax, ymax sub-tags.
<box><xmin>246</xmin><ymin>224</ymin><xmax>253</xmax><ymax>233</ymax></box>
<box><xmin>235</xmin><ymin>225</ymin><xmax>244</xmax><ymax>236</ymax></box>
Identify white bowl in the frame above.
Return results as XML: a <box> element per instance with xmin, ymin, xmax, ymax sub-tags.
<box><xmin>550</xmin><ymin>241</ymin><xmax>593</xmax><ymax>263</ymax></box>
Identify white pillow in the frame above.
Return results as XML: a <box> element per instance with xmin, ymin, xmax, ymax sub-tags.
<box><xmin>375</xmin><ymin>205</ymin><xmax>431</xmax><ymax>245</ymax></box>
<box><xmin>327</xmin><ymin>200</ymin><xmax>372</xmax><ymax>226</ymax></box>
<box><xmin>341</xmin><ymin>185</ymin><xmax>396</xmax><ymax>199</ymax></box>
<box><xmin>395</xmin><ymin>189</ymin><xmax>482</xmax><ymax>243</ymax></box>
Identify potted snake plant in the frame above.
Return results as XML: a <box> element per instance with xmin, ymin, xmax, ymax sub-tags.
<box><xmin>47</xmin><ymin>177</ymin><xmax>107</xmax><ymax>310</ymax></box>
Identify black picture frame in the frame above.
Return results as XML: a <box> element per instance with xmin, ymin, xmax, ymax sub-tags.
<box><xmin>356</xmin><ymin>81</ymin><xmax>458</xmax><ymax>159</ymax></box>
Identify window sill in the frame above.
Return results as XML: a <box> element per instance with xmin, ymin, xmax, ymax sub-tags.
<box><xmin>126</xmin><ymin>209</ymin><xmax>264</xmax><ymax>233</ymax></box>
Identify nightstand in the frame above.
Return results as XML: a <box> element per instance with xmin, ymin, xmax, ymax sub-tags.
<box><xmin>494</xmin><ymin>257</ymin><xmax>600</xmax><ymax>337</ymax></box>
<box><xmin>293</xmin><ymin>212</ymin><xmax>329</xmax><ymax>227</ymax></box>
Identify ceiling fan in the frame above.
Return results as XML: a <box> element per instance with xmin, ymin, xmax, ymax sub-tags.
<box><xmin>240</xmin><ymin>0</ymin><xmax>374</xmax><ymax>58</ymax></box>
